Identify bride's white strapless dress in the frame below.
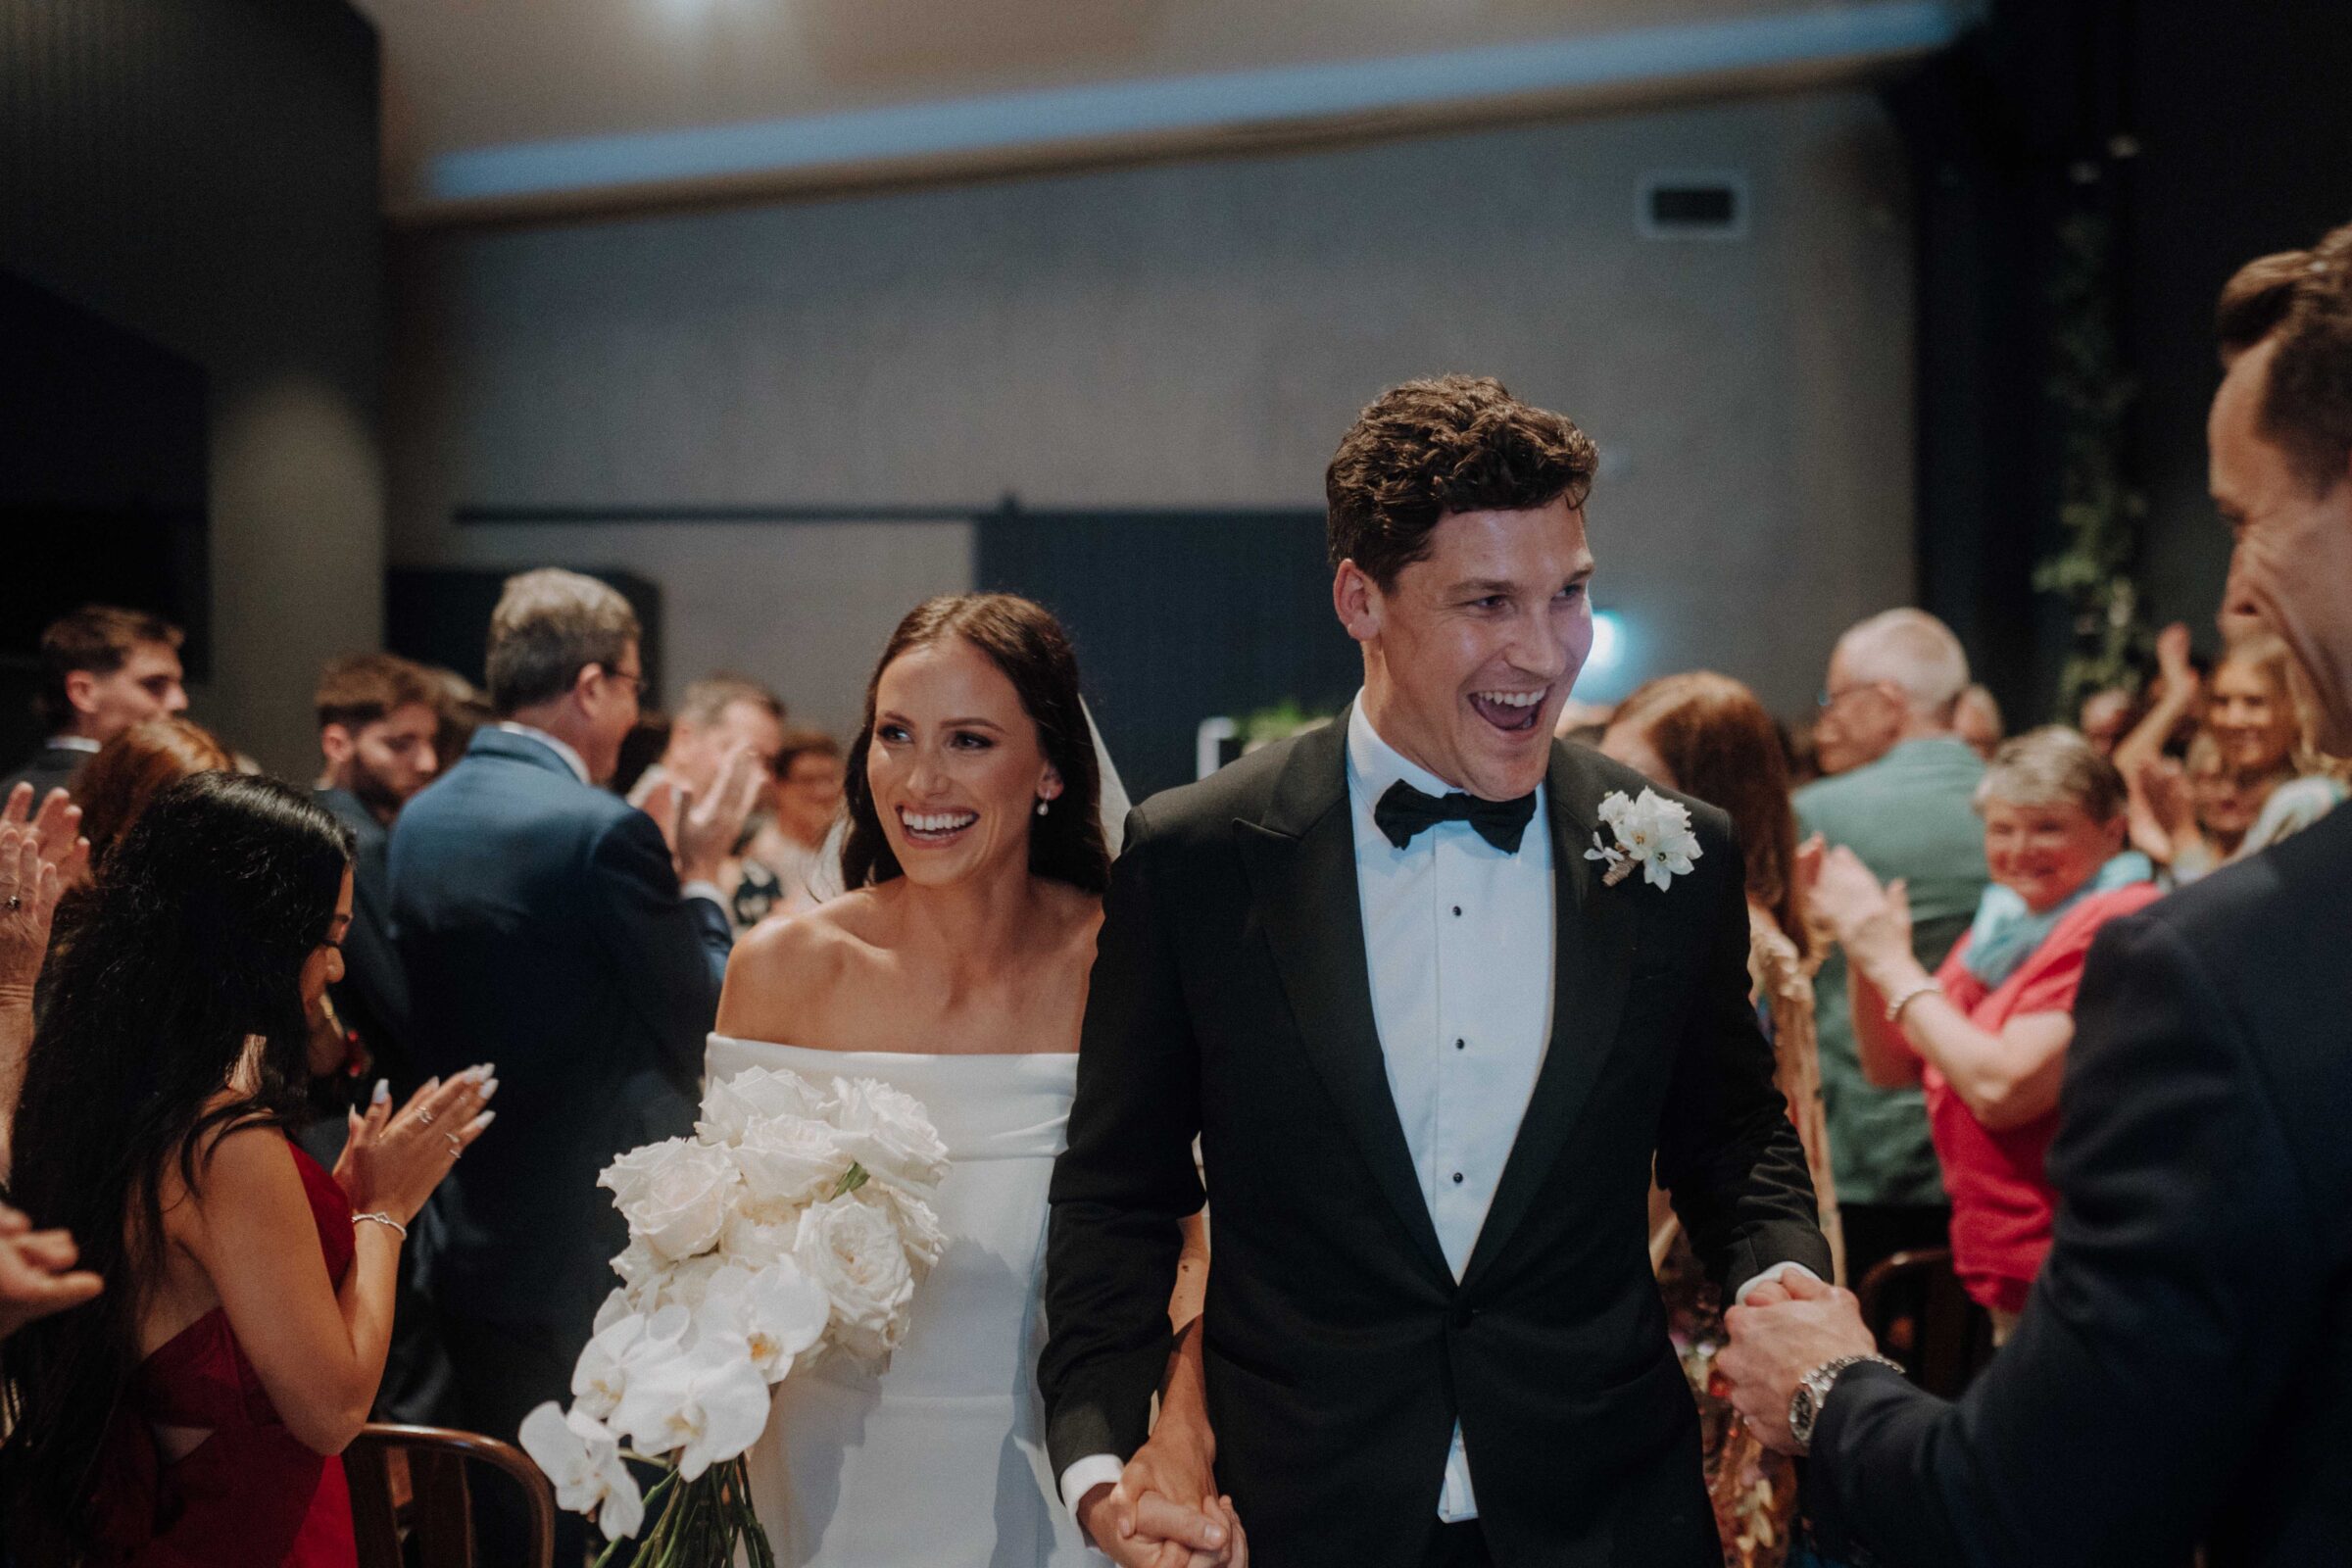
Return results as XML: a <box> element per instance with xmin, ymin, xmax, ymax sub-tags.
<box><xmin>704</xmin><ymin>1036</ymin><xmax>1093</xmax><ymax>1568</ymax></box>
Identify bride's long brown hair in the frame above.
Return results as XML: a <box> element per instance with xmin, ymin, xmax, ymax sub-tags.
<box><xmin>840</xmin><ymin>594</ymin><xmax>1110</xmax><ymax>895</ymax></box>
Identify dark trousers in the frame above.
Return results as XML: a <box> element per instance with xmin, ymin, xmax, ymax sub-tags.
<box><xmin>1424</xmin><ymin>1521</ymin><xmax>1491</xmax><ymax>1568</ymax></box>
<box><xmin>441</xmin><ymin>1310</ymin><xmax>592</xmax><ymax>1567</ymax></box>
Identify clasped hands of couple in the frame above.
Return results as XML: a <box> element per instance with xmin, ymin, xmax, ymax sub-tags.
<box><xmin>1076</xmin><ymin>1283</ymin><xmax>1886</xmax><ymax>1563</ymax></box>
<box><xmin>1076</xmin><ymin>1321</ymin><xmax>1249</xmax><ymax>1568</ymax></box>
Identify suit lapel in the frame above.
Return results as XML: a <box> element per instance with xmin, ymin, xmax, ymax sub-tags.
<box><xmin>1237</xmin><ymin>712</ymin><xmax>1453</xmax><ymax>1285</ymax></box>
<box><xmin>1461</xmin><ymin>744</ymin><xmax>1642</xmax><ymax>1293</ymax></box>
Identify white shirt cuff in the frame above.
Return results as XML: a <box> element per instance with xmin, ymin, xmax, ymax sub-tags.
<box><xmin>681</xmin><ymin>880</ymin><xmax>728</xmax><ymax>908</ymax></box>
<box><xmin>1059</xmin><ymin>1454</ymin><xmax>1126</xmax><ymax>1543</ymax></box>
<box><xmin>1734</xmin><ymin>1260</ymin><xmax>1823</xmax><ymax>1304</ymax></box>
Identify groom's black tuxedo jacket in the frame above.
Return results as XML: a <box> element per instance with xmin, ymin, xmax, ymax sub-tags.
<box><xmin>1043</xmin><ymin>717</ymin><xmax>1830</xmax><ymax>1567</ymax></box>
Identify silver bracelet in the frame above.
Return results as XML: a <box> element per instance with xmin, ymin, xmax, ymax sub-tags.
<box><xmin>353</xmin><ymin>1210</ymin><xmax>408</xmax><ymax>1240</ymax></box>
<box><xmin>1884</xmin><ymin>979</ymin><xmax>1943</xmax><ymax>1024</ymax></box>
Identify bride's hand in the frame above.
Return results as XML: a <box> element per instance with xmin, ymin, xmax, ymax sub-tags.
<box><xmin>1077</xmin><ymin>1480</ymin><xmax>1233</xmax><ymax>1568</ymax></box>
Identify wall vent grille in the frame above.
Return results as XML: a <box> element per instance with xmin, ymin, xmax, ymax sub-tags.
<box><xmin>1638</xmin><ymin>173</ymin><xmax>1748</xmax><ymax>240</ymax></box>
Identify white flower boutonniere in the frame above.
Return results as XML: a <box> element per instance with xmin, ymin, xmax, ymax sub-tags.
<box><xmin>1584</xmin><ymin>788</ymin><xmax>1703</xmax><ymax>890</ymax></box>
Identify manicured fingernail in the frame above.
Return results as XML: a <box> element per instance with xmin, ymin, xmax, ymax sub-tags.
<box><xmin>372</xmin><ymin>1079</ymin><xmax>391</xmax><ymax>1103</ymax></box>
<box><xmin>479</xmin><ymin>1078</ymin><xmax>500</xmax><ymax>1100</ymax></box>
<box><xmin>473</xmin><ymin>1110</ymin><xmax>496</xmax><ymax>1130</ymax></box>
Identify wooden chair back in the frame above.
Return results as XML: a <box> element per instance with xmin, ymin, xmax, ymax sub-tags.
<box><xmin>1857</xmin><ymin>1247</ymin><xmax>1997</xmax><ymax>1398</ymax></box>
<box><xmin>345</xmin><ymin>1422</ymin><xmax>556</xmax><ymax>1568</ymax></box>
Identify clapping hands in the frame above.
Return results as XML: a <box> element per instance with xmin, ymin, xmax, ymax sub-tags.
<box><xmin>0</xmin><ymin>1200</ymin><xmax>103</xmax><ymax>1343</ymax></box>
<box><xmin>0</xmin><ymin>784</ymin><xmax>89</xmax><ymax>993</ymax></box>
<box><xmin>333</xmin><ymin>1068</ymin><xmax>500</xmax><ymax>1227</ymax></box>
<box><xmin>643</xmin><ymin>743</ymin><xmax>767</xmax><ymax>886</ymax></box>
<box><xmin>1804</xmin><ymin>842</ymin><xmax>1912</xmax><ymax>977</ymax></box>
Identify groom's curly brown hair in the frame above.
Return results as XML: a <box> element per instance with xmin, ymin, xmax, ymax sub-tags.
<box><xmin>1325</xmin><ymin>374</ymin><xmax>1599</xmax><ymax>589</ymax></box>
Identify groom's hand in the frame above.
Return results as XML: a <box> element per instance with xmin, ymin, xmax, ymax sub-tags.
<box><xmin>1077</xmin><ymin>1476</ymin><xmax>1235</xmax><ymax>1568</ymax></box>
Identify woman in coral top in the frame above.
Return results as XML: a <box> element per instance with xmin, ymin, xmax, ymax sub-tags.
<box><xmin>1809</xmin><ymin>727</ymin><xmax>2160</xmax><ymax>1339</ymax></box>
<box><xmin>0</xmin><ymin>772</ymin><xmax>495</xmax><ymax>1566</ymax></box>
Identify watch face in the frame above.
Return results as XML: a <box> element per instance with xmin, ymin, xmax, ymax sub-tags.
<box><xmin>1788</xmin><ymin>1383</ymin><xmax>1820</xmax><ymax>1445</ymax></box>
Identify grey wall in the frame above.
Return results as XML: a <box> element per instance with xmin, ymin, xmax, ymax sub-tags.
<box><xmin>388</xmin><ymin>89</ymin><xmax>1916</xmax><ymax>739</ymax></box>
<box><xmin>1</xmin><ymin>0</ymin><xmax>384</xmax><ymax>776</ymax></box>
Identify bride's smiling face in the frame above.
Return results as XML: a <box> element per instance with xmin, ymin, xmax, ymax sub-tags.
<box><xmin>866</xmin><ymin>636</ymin><xmax>1062</xmax><ymax>888</ymax></box>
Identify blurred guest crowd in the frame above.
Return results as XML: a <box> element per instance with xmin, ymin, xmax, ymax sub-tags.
<box><xmin>0</xmin><ymin>220</ymin><xmax>2346</xmax><ymax>1568</ymax></box>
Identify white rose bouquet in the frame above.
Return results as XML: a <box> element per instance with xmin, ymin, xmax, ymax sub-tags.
<box><xmin>521</xmin><ymin>1065</ymin><xmax>949</xmax><ymax>1566</ymax></box>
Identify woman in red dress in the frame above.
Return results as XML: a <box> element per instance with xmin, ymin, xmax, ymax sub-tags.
<box><xmin>0</xmin><ymin>772</ymin><xmax>495</xmax><ymax>1566</ymax></box>
<box><xmin>1809</xmin><ymin>727</ymin><xmax>2160</xmax><ymax>1337</ymax></box>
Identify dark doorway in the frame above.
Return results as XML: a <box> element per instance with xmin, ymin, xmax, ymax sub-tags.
<box><xmin>976</xmin><ymin>507</ymin><xmax>1360</xmax><ymax>801</ymax></box>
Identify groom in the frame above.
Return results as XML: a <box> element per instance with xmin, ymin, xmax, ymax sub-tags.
<box><xmin>1041</xmin><ymin>375</ymin><xmax>1832</xmax><ymax>1567</ymax></box>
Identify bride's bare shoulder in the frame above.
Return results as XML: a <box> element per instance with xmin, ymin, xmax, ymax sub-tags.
<box><xmin>717</xmin><ymin>890</ymin><xmax>890</xmax><ymax>1035</ymax></box>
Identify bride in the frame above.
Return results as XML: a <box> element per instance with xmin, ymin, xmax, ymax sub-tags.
<box><xmin>711</xmin><ymin>594</ymin><xmax>1233</xmax><ymax>1568</ymax></box>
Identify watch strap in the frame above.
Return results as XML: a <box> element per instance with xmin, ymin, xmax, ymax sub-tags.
<box><xmin>1790</xmin><ymin>1352</ymin><xmax>1904</xmax><ymax>1450</ymax></box>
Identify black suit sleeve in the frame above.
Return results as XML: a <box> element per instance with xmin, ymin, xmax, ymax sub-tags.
<box><xmin>1808</xmin><ymin>912</ymin><xmax>2326</xmax><ymax>1567</ymax></box>
<box><xmin>1040</xmin><ymin>804</ymin><xmax>1206</xmax><ymax>1477</ymax></box>
<box><xmin>585</xmin><ymin>808</ymin><xmax>732</xmax><ymax>1091</ymax></box>
<box><xmin>1653</xmin><ymin>809</ymin><xmax>1833</xmax><ymax>1295</ymax></box>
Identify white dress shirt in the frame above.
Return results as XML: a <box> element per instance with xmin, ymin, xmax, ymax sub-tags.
<box><xmin>1347</xmin><ymin>700</ymin><xmax>1555</xmax><ymax>1520</ymax></box>
<box><xmin>1059</xmin><ymin>700</ymin><xmax>1809</xmax><ymax>1530</ymax></box>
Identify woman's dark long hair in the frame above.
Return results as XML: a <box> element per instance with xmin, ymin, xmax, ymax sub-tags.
<box><xmin>1610</xmin><ymin>671</ymin><xmax>1810</xmax><ymax>958</ymax></box>
<box><xmin>841</xmin><ymin>595</ymin><xmax>1109</xmax><ymax>895</ymax></box>
<box><xmin>0</xmin><ymin>772</ymin><xmax>353</xmax><ymax>1561</ymax></box>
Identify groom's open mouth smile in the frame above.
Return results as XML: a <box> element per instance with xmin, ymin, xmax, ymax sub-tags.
<box><xmin>1468</xmin><ymin>687</ymin><xmax>1548</xmax><ymax>735</ymax></box>
<box><xmin>897</xmin><ymin>807</ymin><xmax>980</xmax><ymax>847</ymax></box>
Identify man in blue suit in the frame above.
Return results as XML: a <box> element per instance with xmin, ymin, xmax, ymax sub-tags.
<box><xmin>390</xmin><ymin>568</ymin><xmax>760</xmax><ymax>1559</ymax></box>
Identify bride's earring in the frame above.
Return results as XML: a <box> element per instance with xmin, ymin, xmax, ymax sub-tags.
<box><xmin>1035</xmin><ymin>798</ymin><xmax>1051</xmax><ymax>817</ymax></box>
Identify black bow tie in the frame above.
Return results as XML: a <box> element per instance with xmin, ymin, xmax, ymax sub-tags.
<box><xmin>1373</xmin><ymin>780</ymin><xmax>1539</xmax><ymax>855</ymax></box>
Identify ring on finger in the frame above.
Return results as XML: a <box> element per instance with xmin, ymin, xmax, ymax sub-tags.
<box><xmin>445</xmin><ymin>1131</ymin><xmax>464</xmax><ymax>1156</ymax></box>
<box><xmin>417</xmin><ymin>1108</ymin><xmax>435</xmax><ymax>1126</ymax></box>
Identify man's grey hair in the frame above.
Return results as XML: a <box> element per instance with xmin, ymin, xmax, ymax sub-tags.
<box><xmin>485</xmin><ymin>568</ymin><xmax>640</xmax><ymax>715</ymax></box>
<box><xmin>1974</xmin><ymin>725</ymin><xmax>2129</xmax><ymax>823</ymax></box>
<box><xmin>675</xmin><ymin>674</ymin><xmax>784</xmax><ymax>729</ymax></box>
<box><xmin>1838</xmin><ymin>609</ymin><xmax>1971</xmax><ymax>720</ymax></box>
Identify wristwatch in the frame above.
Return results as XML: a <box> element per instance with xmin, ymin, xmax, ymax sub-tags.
<box><xmin>1788</xmin><ymin>1352</ymin><xmax>1904</xmax><ymax>1453</ymax></box>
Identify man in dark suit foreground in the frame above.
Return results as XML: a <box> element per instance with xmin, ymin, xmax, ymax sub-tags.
<box><xmin>389</xmin><ymin>568</ymin><xmax>760</xmax><ymax>1560</ymax></box>
<box><xmin>1719</xmin><ymin>225</ymin><xmax>2352</xmax><ymax>1567</ymax></box>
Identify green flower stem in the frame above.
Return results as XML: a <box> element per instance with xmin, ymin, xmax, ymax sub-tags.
<box><xmin>587</xmin><ymin>1455</ymin><xmax>777</xmax><ymax>1566</ymax></box>
<box><xmin>593</xmin><ymin>1466</ymin><xmax>680</xmax><ymax>1568</ymax></box>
